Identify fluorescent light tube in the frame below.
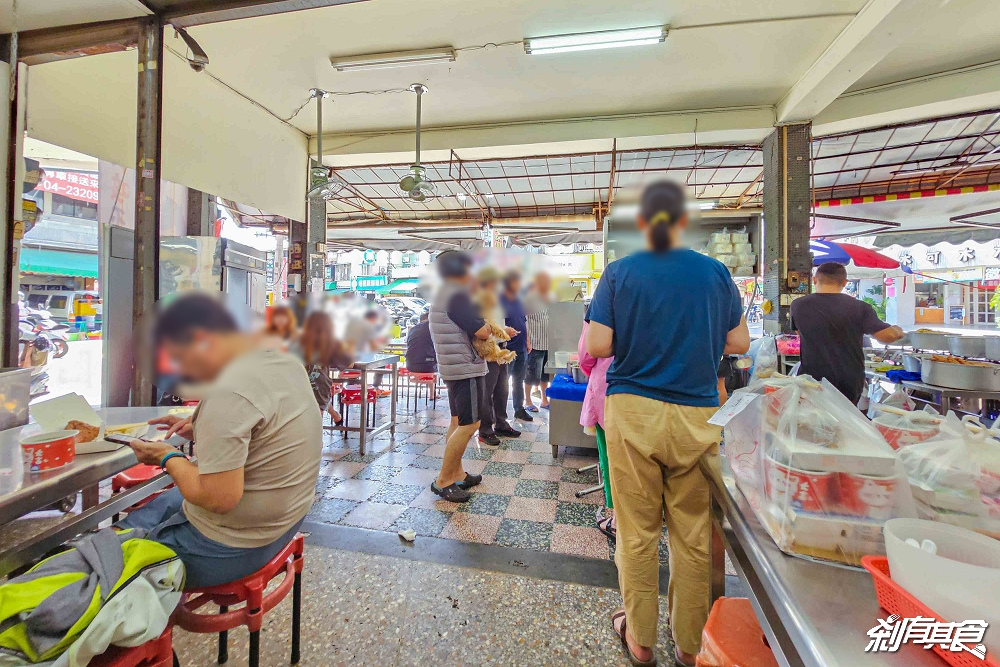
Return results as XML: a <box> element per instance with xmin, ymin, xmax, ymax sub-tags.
<box><xmin>699</xmin><ymin>201</ymin><xmax>717</xmax><ymax>210</ymax></box>
<box><xmin>524</xmin><ymin>26</ymin><xmax>667</xmax><ymax>55</ymax></box>
<box><xmin>330</xmin><ymin>47</ymin><xmax>456</xmax><ymax>72</ymax></box>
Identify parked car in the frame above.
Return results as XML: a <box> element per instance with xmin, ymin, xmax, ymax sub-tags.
<box><xmin>43</xmin><ymin>291</ymin><xmax>101</xmax><ymax>329</ymax></box>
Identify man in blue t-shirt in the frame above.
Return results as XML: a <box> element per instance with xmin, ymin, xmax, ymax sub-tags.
<box><xmin>500</xmin><ymin>271</ymin><xmax>532</xmax><ymax>423</ymax></box>
<box><xmin>587</xmin><ymin>181</ymin><xmax>749</xmax><ymax>667</ymax></box>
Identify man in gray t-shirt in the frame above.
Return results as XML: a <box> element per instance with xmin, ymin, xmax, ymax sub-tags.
<box><xmin>122</xmin><ymin>293</ymin><xmax>321</xmax><ymax>588</ymax></box>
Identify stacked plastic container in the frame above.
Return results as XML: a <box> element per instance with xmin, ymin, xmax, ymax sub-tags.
<box><xmin>704</xmin><ymin>228</ymin><xmax>756</xmax><ymax>275</ymax></box>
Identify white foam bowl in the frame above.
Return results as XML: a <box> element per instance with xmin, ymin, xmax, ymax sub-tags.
<box><xmin>885</xmin><ymin>518</ymin><xmax>1000</xmax><ymax>653</ymax></box>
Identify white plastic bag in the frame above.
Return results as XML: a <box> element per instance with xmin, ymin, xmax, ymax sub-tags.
<box><xmin>725</xmin><ymin>375</ymin><xmax>916</xmax><ymax>566</ymax></box>
<box><xmin>866</xmin><ymin>382</ymin><xmax>917</xmax><ymax>419</ymax></box>
<box><xmin>898</xmin><ymin>414</ymin><xmax>1000</xmax><ymax>538</ymax></box>
<box><xmin>751</xmin><ymin>336</ymin><xmax>778</xmax><ymax>379</ymax></box>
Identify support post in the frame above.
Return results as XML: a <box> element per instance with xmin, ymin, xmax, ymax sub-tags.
<box><xmin>131</xmin><ymin>18</ymin><xmax>164</xmax><ymax>406</ymax></box>
<box><xmin>1</xmin><ymin>58</ymin><xmax>24</xmax><ymax>368</ymax></box>
<box><xmin>186</xmin><ymin>188</ymin><xmax>215</xmax><ymax>236</ymax></box>
<box><xmin>762</xmin><ymin>123</ymin><xmax>813</xmax><ymax>334</ymax></box>
<box><xmin>304</xmin><ymin>90</ymin><xmax>326</xmax><ymax>315</ymax></box>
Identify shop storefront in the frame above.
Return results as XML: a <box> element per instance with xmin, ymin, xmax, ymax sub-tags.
<box><xmin>883</xmin><ymin>241</ymin><xmax>1000</xmax><ymax>328</ymax></box>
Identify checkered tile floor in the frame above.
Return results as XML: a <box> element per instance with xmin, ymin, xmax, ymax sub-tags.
<box><xmin>308</xmin><ymin>391</ymin><xmax>630</xmax><ymax>562</ymax></box>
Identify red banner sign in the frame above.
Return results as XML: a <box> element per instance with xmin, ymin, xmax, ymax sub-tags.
<box><xmin>37</xmin><ymin>170</ymin><xmax>99</xmax><ymax>204</ymax></box>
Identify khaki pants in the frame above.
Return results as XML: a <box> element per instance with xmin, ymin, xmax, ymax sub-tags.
<box><xmin>605</xmin><ymin>393</ymin><xmax>721</xmax><ymax>654</ymax></box>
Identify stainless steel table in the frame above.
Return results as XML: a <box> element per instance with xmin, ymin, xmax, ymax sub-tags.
<box><xmin>703</xmin><ymin>457</ymin><xmax>941</xmax><ymax>667</ymax></box>
<box><xmin>866</xmin><ymin>370</ymin><xmax>1000</xmax><ymax>418</ymax></box>
<box><xmin>328</xmin><ymin>353</ymin><xmax>399</xmax><ymax>455</ymax></box>
<box><xmin>0</xmin><ymin>406</ymin><xmax>176</xmax><ymax>576</ymax></box>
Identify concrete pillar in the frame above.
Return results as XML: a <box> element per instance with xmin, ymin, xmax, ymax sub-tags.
<box><xmin>286</xmin><ymin>161</ymin><xmax>326</xmax><ymax>320</ymax></box>
<box><xmin>287</xmin><ymin>217</ymin><xmax>307</xmax><ymax>320</ymax></box>
<box><xmin>762</xmin><ymin>123</ymin><xmax>813</xmax><ymax>334</ymax></box>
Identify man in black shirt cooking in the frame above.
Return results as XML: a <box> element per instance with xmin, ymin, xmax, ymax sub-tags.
<box><xmin>790</xmin><ymin>262</ymin><xmax>905</xmax><ymax>405</ymax></box>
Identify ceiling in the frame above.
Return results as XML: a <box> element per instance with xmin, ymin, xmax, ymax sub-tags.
<box><xmin>847</xmin><ymin>0</ymin><xmax>1000</xmax><ymax>93</ymax></box>
<box><xmin>184</xmin><ymin>0</ymin><xmax>862</xmax><ymax>137</ymax></box>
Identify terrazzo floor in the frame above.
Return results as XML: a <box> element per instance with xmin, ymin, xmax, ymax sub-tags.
<box><xmin>171</xmin><ymin>544</ymin><xmax>683</xmax><ymax>667</ymax></box>
<box><xmin>308</xmin><ymin>390</ymin><xmax>660</xmax><ymax>564</ymax></box>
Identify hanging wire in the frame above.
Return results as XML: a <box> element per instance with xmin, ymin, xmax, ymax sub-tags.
<box><xmin>283</xmin><ymin>87</ymin><xmax>412</xmax><ymax>122</ymax></box>
<box><xmin>455</xmin><ymin>40</ymin><xmax>522</xmax><ymax>52</ymax></box>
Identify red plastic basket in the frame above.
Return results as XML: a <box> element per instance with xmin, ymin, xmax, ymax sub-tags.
<box><xmin>861</xmin><ymin>556</ymin><xmax>999</xmax><ymax>667</ymax></box>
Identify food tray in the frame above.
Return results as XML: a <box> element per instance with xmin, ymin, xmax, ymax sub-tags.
<box><xmin>986</xmin><ymin>337</ymin><xmax>1000</xmax><ymax>362</ymax></box>
<box><xmin>948</xmin><ymin>336</ymin><xmax>987</xmax><ymax>359</ymax></box>
<box><xmin>862</xmin><ymin>556</ymin><xmax>1000</xmax><ymax>667</ymax></box>
<box><xmin>921</xmin><ymin>358</ymin><xmax>1000</xmax><ymax>391</ymax></box>
<box><xmin>911</xmin><ymin>332</ymin><xmax>952</xmax><ymax>351</ymax></box>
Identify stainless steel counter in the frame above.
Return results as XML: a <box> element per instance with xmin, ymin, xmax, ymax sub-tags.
<box><xmin>0</xmin><ymin>406</ymin><xmax>176</xmax><ymax>576</ymax></box>
<box><xmin>704</xmin><ymin>458</ymin><xmax>941</xmax><ymax>667</ymax></box>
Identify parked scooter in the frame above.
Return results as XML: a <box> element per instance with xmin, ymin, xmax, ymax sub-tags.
<box><xmin>18</xmin><ymin>324</ymin><xmax>51</xmax><ymax>399</ymax></box>
<box><xmin>22</xmin><ymin>311</ymin><xmax>70</xmax><ymax>358</ymax></box>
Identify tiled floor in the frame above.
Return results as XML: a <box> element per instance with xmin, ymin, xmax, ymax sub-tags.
<box><xmin>309</xmin><ymin>394</ymin><xmax>620</xmax><ymax>562</ymax></box>
<box><xmin>171</xmin><ymin>545</ymin><xmax>683</xmax><ymax>667</ymax></box>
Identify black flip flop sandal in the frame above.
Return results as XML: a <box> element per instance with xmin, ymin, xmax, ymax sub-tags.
<box><xmin>611</xmin><ymin>611</ymin><xmax>657</xmax><ymax>667</ymax></box>
<box><xmin>431</xmin><ymin>482</ymin><xmax>471</xmax><ymax>503</ymax></box>
<box><xmin>597</xmin><ymin>516</ymin><xmax>617</xmax><ymax>542</ymax></box>
<box><xmin>456</xmin><ymin>473</ymin><xmax>483</xmax><ymax>490</ymax></box>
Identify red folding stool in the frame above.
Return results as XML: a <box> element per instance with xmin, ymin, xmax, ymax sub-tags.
<box><xmin>90</xmin><ymin>627</ymin><xmax>176</xmax><ymax>667</ymax></box>
<box><xmin>171</xmin><ymin>534</ymin><xmax>305</xmax><ymax>667</ymax></box>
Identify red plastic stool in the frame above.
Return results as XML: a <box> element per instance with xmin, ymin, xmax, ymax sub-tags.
<box><xmin>696</xmin><ymin>597</ymin><xmax>778</xmax><ymax>667</ymax></box>
<box><xmin>339</xmin><ymin>384</ymin><xmax>379</xmax><ymax>429</ymax></box>
<box><xmin>90</xmin><ymin>627</ymin><xmax>176</xmax><ymax>667</ymax></box>
<box><xmin>112</xmin><ymin>464</ymin><xmax>169</xmax><ymax>521</ymax></box>
<box><xmin>171</xmin><ymin>534</ymin><xmax>305</xmax><ymax>667</ymax></box>
<box><xmin>409</xmin><ymin>372</ymin><xmax>438</xmax><ymax>412</ymax></box>
<box><xmin>112</xmin><ymin>464</ymin><xmax>162</xmax><ymax>494</ymax></box>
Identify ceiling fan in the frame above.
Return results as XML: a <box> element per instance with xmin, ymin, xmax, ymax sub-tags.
<box><xmin>307</xmin><ymin>88</ymin><xmax>347</xmax><ymax>200</ymax></box>
<box><xmin>399</xmin><ymin>83</ymin><xmax>436</xmax><ymax>203</ymax></box>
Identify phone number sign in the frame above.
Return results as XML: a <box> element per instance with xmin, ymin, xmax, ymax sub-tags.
<box><xmin>38</xmin><ymin>170</ymin><xmax>99</xmax><ymax>204</ymax></box>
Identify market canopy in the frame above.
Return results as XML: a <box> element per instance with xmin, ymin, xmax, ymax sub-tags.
<box><xmin>20</xmin><ymin>247</ymin><xmax>98</xmax><ymax>279</ymax></box>
<box><xmin>377</xmin><ymin>279</ymin><xmax>419</xmax><ymax>294</ymax></box>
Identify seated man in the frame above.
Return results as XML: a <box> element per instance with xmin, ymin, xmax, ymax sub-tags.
<box><xmin>405</xmin><ymin>311</ymin><xmax>437</xmax><ymax>373</ymax></box>
<box><xmin>122</xmin><ymin>293</ymin><xmax>322</xmax><ymax>589</ymax></box>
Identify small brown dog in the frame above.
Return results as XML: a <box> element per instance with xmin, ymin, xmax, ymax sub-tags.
<box><xmin>474</xmin><ymin>321</ymin><xmax>517</xmax><ymax>364</ymax></box>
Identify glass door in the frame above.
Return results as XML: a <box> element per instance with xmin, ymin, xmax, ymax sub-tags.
<box><xmin>975</xmin><ymin>285</ymin><xmax>996</xmax><ymax>324</ymax></box>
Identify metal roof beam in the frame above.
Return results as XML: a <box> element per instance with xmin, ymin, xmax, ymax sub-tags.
<box><xmin>777</xmin><ymin>0</ymin><xmax>949</xmax><ymax>123</ymax></box>
<box><xmin>156</xmin><ymin>0</ymin><xmax>369</xmax><ymax>29</ymax></box>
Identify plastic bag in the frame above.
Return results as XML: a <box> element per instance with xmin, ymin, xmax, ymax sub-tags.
<box><xmin>870</xmin><ymin>405</ymin><xmax>939</xmax><ymax>449</ymax></box>
<box><xmin>899</xmin><ymin>414</ymin><xmax>1000</xmax><ymax>538</ymax></box>
<box><xmin>750</xmin><ymin>336</ymin><xmax>778</xmax><ymax>379</ymax></box>
<box><xmin>866</xmin><ymin>382</ymin><xmax>917</xmax><ymax>419</ymax></box>
<box><xmin>724</xmin><ymin>375</ymin><xmax>916</xmax><ymax>566</ymax></box>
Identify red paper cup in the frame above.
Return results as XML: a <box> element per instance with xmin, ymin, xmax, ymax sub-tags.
<box><xmin>873</xmin><ymin>422</ymin><xmax>939</xmax><ymax>450</ymax></box>
<box><xmin>839</xmin><ymin>473</ymin><xmax>897</xmax><ymax>519</ymax></box>
<box><xmin>21</xmin><ymin>430</ymin><xmax>78</xmax><ymax>472</ymax></box>
<box><xmin>764</xmin><ymin>454</ymin><xmax>835</xmax><ymax>513</ymax></box>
